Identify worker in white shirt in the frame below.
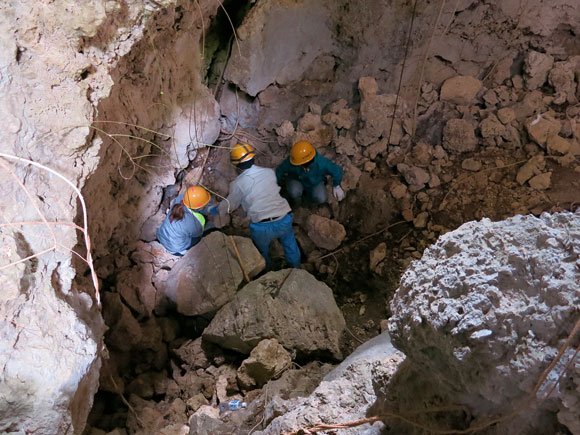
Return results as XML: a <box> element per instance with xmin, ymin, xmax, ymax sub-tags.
<box><xmin>216</xmin><ymin>143</ymin><xmax>301</xmax><ymax>269</ymax></box>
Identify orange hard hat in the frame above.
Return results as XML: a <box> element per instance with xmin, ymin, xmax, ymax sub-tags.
<box><xmin>230</xmin><ymin>143</ymin><xmax>256</xmax><ymax>165</ymax></box>
<box><xmin>290</xmin><ymin>141</ymin><xmax>315</xmax><ymax>165</ymax></box>
<box><xmin>183</xmin><ymin>186</ymin><xmax>210</xmax><ymax>209</ymax></box>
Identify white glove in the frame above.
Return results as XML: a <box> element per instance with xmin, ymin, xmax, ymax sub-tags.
<box><xmin>333</xmin><ymin>185</ymin><xmax>345</xmax><ymax>202</ymax></box>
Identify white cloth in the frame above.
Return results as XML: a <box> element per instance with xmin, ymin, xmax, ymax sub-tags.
<box><xmin>218</xmin><ymin>165</ymin><xmax>291</xmax><ymax>223</ymax></box>
<box><xmin>333</xmin><ymin>185</ymin><xmax>345</xmax><ymax>201</ymax></box>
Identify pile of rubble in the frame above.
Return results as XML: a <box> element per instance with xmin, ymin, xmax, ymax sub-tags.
<box><xmin>87</xmin><ymin>232</ymin><xmax>347</xmax><ymax>434</ymax></box>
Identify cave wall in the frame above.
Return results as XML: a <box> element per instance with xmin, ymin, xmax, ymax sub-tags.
<box><xmin>0</xmin><ymin>1</ymin><xmax>219</xmax><ymax>433</ymax></box>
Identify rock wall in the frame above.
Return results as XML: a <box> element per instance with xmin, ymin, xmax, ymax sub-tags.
<box><xmin>387</xmin><ymin>212</ymin><xmax>580</xmax><ymax>434</ymax></box>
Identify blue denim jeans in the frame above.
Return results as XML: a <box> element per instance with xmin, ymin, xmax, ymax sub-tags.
<box><xmin>249</xmin><ymin>213</ymin><xmax>301</xmax><ymax>269</ymax></box>
<box><xmin>286</xmin><ymin>180</ymin><xmax>327</xmax><ymax>204</ymax></box>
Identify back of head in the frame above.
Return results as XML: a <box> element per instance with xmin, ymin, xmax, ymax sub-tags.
<box><xmin>231</xmin><ymin>143</ymin><xmax>256</xmax><ymax>166</ymax></box>
<box><xmin>290</xmin><ymin>141</ymin><xmax>315</xmax><ymax>166</ymax></box>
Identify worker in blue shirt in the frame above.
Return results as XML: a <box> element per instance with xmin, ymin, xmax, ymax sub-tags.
<box><xmin>276</xmin><ymin>141</ymin><xmax>345</xmax><ymax>205</ymax></box>
<box><xmin>157</xmin><ymin>186</ymin><xmax>214</xmax><ymax>256</ymax></box>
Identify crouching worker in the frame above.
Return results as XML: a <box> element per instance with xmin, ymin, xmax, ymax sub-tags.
<box><xmin>217</xmin><ymin>143</ymin><xmax>301</xmax><ymax>269</ymax></box>
<box><xmin>276</xmin><ymin>140</ymin><xmax>345</xmax><ymax>205</ymax></box>
<box><xmin>157</xmin><ymin>186</ymin><xmax>214</xmax><ymax>256</ymax></box>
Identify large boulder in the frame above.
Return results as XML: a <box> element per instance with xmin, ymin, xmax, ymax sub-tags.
<box><xmin>389</xmin><ymin>212</ymin><xmax>580</xmax><ymax>434</ymax></box>
<box><xmin>203</xmin><ymin>269</ymin><xmax>345</xmax><ymax>359</ymax></box>
<box><xmin>157</xmin><ymin>232</ymin><xmax>265</xmax><ymax>316</ymax></box>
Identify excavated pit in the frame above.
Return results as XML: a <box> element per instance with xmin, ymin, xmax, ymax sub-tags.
<box><xmin>80</xmin><ymin>1</ymin><xmax>580</xmax><ymax>433</ymax></box>
<box><xmin>2</xmin><ymin>1</ymin><xmax>580</xmax><ymax>434</ymax></box>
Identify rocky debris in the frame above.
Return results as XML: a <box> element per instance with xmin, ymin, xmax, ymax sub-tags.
<box><xmin>443</xmin><ymin>119</ymin><xmax>477</xmax><ymax>153</ymax></box>
<box><xmin>294</xmin><ymin>108</ymin><xmax>334</xmax><ymax>147</ymax></box>
<box><xmin>461</xmin><ymin>158</ymin><xmax>482</xmax><ymax>172</ymax></box>
<box><xmin>306</xmin><ymin>214</ymin><xmax>346</xmax><ymax>250</ymax></box>
<box><xmin>546</xmin><ymin>135</ymin><xmax>571</xmax><ymax>155</ymax></box>
<box><xmin>203</xmin><ymin>269</ymin><xmax>346</xmax><ymax>359</ymax></box>
<box><xmin>397</xmin><ymin>163</ymin><xmax>430</xmax><ymax>190</ymax></box>
<box><xmin>440</xmin><ymin>76</ymin><xmax>482</xmax><ymax>105</ymax></box>
<box><xmin>516</xmin><ymin>155</ymin><xmax>546</xmax><ymax>185</ymax></box>
<box><xmin>413</xmin><ymin>211</ymin><xmax>429</xmax><ymax>228</ymax></box>
<box><xmin>256</xmin><ymin>332</ymin><xmax>404</xmax><ymax>434</ymax></box>
<box><xmin>524</xmin><ymin>51</ymin><xmax>554</xmax><ymax>90</ymax></box>
<box><xmin>525</xmin><ymin>113</ymin><xmax>561</xmax><ymax>147</ymax></box>
<box><xmin>497</xmin><ymin>107</ymin><xmax>516</xmax><ymax>124</ymax></box>
<box><xmin>356</xmin><ymin>76</ymin><xmax>407</xmax><ymax>146</ymax></box>
<box><xmin>528</xmin><ymin>171</ymin><xmax>552</xmax><ymax>190</ymax></box>
<box><xmin>369</xmin><ymin>242</ymin><xmax>387</xmax><ymax>273</ymax></box>
<box><xmin>102</xmin><ymin>293</ymin><xmax>142</xmax><ymax>352</ymax></box>
<box><xmin>549</xmin><ymin>58</ymin><xmax>580</xmax><ymax>104</ymax></box>
<box><xmin>237</xmin><ymin>339</ymin><xmax>292</xmax><ymax>390</ymax></box>
<box><xmin>156</xmin><ymin>232</ymin><xmax>265</xmax><ymax>316</ymax></box>
<box><xmin>116</xmin><ymin>264</ymin><xmax>156</xmax><ymax>317</ymax></box>
<box><xmin>172</xmin><ymin>337</ymin><xmax>224</xmax><ymax>371</ymax></box>
<box><xmin>389</xmin><ymin>181</ymin><xmax>408</xmax><ymax>199</ymax></box>
<box><xmin>322</xmin><ymin>99</ymin><xmax>356</xmax><ymax>130</ymax></box>
<box><xmin>388</xmin><ymin>213</ymin><xmax>580</xmax><ymax>434</ymax></box>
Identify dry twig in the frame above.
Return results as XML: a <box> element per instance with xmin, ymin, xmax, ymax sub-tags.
<box><xmin>230</xmin><ymin>235</ymin><xmax>250</xmax><ymax>282</ymax></box>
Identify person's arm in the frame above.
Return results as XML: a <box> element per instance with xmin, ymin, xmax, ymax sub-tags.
<box><xmin>275</xmin><ymin>158</ymin><xmax>291</xmax><ymax>185</ymax></box>
<box><xmin>321</xmin><ymin>156</ymin><xmax>343</xmax><ymax>186</ymax></box>
<box><xmin>218</xmin><ymin>181</ymin><xmax>242</xmax><ymax>215</ymax></box>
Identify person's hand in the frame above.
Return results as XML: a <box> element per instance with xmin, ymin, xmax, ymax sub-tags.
<box><xmin>333</xmin><ymin>185</ymin><xmax>345</xmax><ymax>201</ymax></box>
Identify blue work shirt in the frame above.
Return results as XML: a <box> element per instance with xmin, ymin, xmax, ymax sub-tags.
<box><xmin>157</xmin><ymin>194</ymin><xmax>205</xmax><ymax>254</ymax></box>
<box><xmin>275</xmin><ymin>152</ymin><xmax>343</xmax><ymax>190</ymax></box>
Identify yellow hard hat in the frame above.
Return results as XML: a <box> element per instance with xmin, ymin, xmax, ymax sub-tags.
<box><xmin>230</xmin><ymin>143</ymin><xmax>256</xmax><ymax>165</ymax></box>
<box><xmin>183</xmin><ymin>186</ymin><xmax>210</xmax><ymax>209</ymax></box>
<box><xmin>290</xmin><ymin>141</ymin><xmax>316</xmax><ymax>165</ymax></box>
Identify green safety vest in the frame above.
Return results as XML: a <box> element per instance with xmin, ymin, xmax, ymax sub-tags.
<box><xmin>188</xmin><ymin>208</ymin><xmax>206</xmax><ymax>229</ymax></box>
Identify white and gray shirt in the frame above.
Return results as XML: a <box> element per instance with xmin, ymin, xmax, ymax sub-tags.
<box><xmin>219</xmin><ymin>165</ymin><xmax>291</xmax><ymax>223</ymax></box>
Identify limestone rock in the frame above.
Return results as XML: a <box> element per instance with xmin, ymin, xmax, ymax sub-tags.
<box><xmin>390</xmin><ymin>181</ymin><xmax>408</xmax><ymax>199</ymax></box>
<box><xmin>187</xmin><ymin>394</ymin><xmax>209</xmax><ymax>412</ymax></box>
<box><xmin>461</xmin><ymin>158</ymin><xmax>482</xmax><ymax>172</ymax></box>
<box><xmin>440</xmin><ymin>76</ymin><xmax>482</xmax><ymax>105</ymax></box>
<box><xmin>526</xmin><ymin>113</ymin><xmax>561</xmax><ymax>147</ymax></box>
<box><xmin>172</xmin><ymin>337</ymin><xmax>223</xmax><ymax>370</ymax></box>
<box><xmin>480</xmin><ymin>114</ymin><xmax>505</xmax><ymax>138</ymax></box>
<box><xmin>356</xmin><ymin>77</ymin><xmax>407</xmax><ymax>146</ymax></box>
<box><xmin>443</xmin><ymin>119</ymin><xmax>477</xmax><ymax>153</ymax></box>
<box><xmin>223</xmin><ymin>0</ymin><xmax>333</xmax><ymax>96</ymax></box>
<box><xmin>237</xmin><ymin>339</ymin><xmax>292</xmax><ymax>390</ymax></box>
<box><xmin>116</xmin><ymin>264</ymin><xmax>156</xmax><ymax>317</ymax></box>
<box><xmin>546</xmin><ymin>135</ymin><xmax>571</xmax><ymax>155</ymax></box>
<box><xmin>157</xmin><ymin>232</ymin><xmax>265</xmax><ymax>316</ymax></box>
<box><xmin>497</xmin><ymin>107</ymin><xmax>515</xmax><ymax>125</ymax></box>
<box><xmin>397</xmin><ymin>163</ymin><xmax>430</xmax><ymax>188</ymax></box>
<box><xmin>103</xmin><ymin>292</ymin><xmax>142</xmax><ymax>352</ymax></box>
<box><xmin>411</xmin><ymin>142</ymin><xmax>432</xmax><ymax>166</ymax></box>
<box><xmin>528</xmin><ymin>172</ymin><xmax>552</xmax><ymax>190</ymax></box>
<box><xmin>275</xmin><ymin>120</ymin><xmax>295</xmax><ymax>138</ymax></box>
<box><xmin>413</xmin><ymin>212</ymin><xmax>429</xmax><ymax>228</ymax></box>
<box><xmin>203</xmin><ymin>269</ymin><xmax>346</xmax><ymax>359</ymax></box>
<box><xmin>306</xmin><ymin>215</ymin><xmax>346</xmax><ymax>251</ymax></box>
<box><xmin>334</xmin><ymin>136</ymin><xmax>358</xmax><ymax>156</ymax></box>
<box><xmin>516</xmin><ymin>156</ymin><xmax>545</xmax><ymax>185</ymax></box>
<box><xmin>524</xmin><ymin>51</ymin><xmax>554</xmax><ymax>90</ymax></box>
<box><xmin>256</xmin><ymin>332</ymin><xmax>404</xmax><ymax>434</ymax></box>
<box><xmin>322</xmin><ymin>99</ymin><xmax>356</xmax><ymax>130</ymax></box>
<box><xmin>370</xmin><ymin>242</ymin><xmax>387</xmax><ymax>272</ymax></box>
<box><xmin>549</xmin><ymin>60</ymin><xmax>578</xmax><ymax>104</ymax></box>
<box><xmin>389</xmin><ymin>213</ymin><xmax>580</xmax><ymax>434</ymax></box>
